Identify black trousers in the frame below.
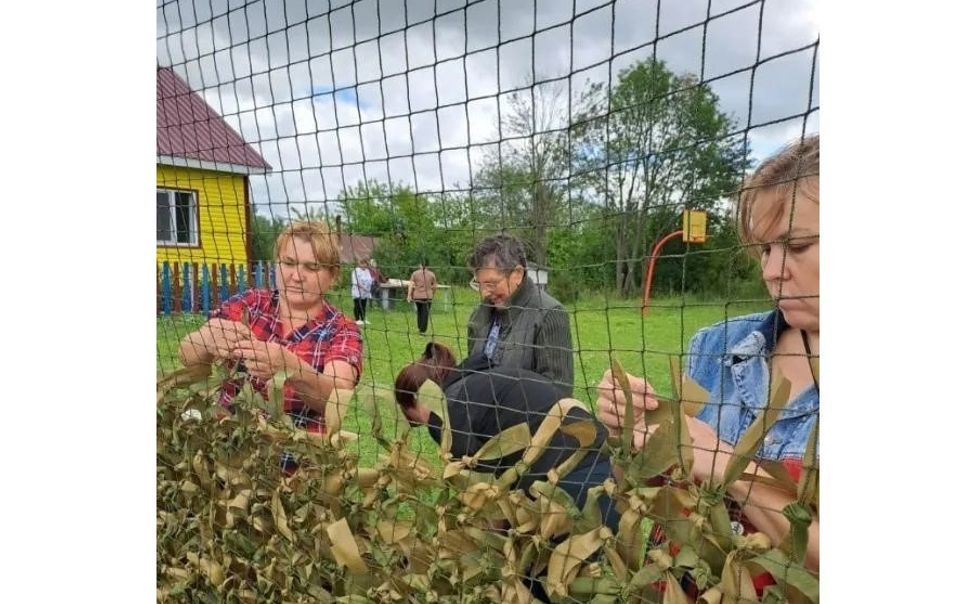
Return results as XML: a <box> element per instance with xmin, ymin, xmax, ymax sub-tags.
<box><xmin>414</xmin><ymin>299</ymin><xmax>431</xmax><ymax>333</ymax></box>
<box><xmin>353</xmin><ymin>297</ymin><xmax>368</xmax><ymax>321</ymax></box>
<box><xmin>524</xmin><ymin>457</ymin><xmax>619</xmax><ymax>602</ymax></box>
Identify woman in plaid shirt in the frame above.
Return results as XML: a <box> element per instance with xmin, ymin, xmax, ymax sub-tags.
<box><xmin>178</xmin><ymin>221</ymin><xmax>363</xmax><ymax>438</ymax></box>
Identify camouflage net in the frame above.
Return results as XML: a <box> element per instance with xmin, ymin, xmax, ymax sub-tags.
<box><xmin>157</xmin><ymin>358</ymin><xmax>818</xmax><ymax>603</ymax></box>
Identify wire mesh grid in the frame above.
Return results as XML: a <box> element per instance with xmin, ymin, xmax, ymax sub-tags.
<box><xmin>156</xmin><ymin>0</ymin><xmax>819</xmax><ymax>601</ymax></box>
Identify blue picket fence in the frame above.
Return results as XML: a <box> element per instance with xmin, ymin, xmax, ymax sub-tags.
<box><xmin>157</xmin><ymin>261</ymin><xmax>276</xmax><ymax>315</ymax></box>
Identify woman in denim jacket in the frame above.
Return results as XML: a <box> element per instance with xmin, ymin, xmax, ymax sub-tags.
<box><xmin>596</xmin><ymin>135</ymin><xmax>820</xmax><ymax>575</ymax></box>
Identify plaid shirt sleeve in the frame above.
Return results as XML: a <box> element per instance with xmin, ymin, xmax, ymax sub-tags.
<box><xmin>210</xmin><ymin>289</ymin><xmax>262</xmax><ymax>322</ymax></box>
<box><xmin>304</xmin><ymin>316</ymin><xmax>364</xmax><ymax>384</ymax></box>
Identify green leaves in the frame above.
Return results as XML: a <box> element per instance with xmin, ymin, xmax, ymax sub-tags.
<box><xmin>797</xmin><ymin>417</ymin><xmax>820</xmax><ymax>508</ymax></box>
<box><xmin>625</xmin><ymin>415</ymin><xmax>681</xmax><ymax>485</ymax></box>
<box><xmin>270</xmin><ymin>489</ymin><xmax>294</xmax><ymax>543</ymax></box>
<box><xmin>779</xmin><ymin>416</ymin><xmax>819</xmax><ymax>566</ymax></box>
<box><xmin>157</xmin><ymin>363</ymin><xmax>212</xmax><ymax>403</ymax></box>
<box><xmin>471</xmin><ymin>422</ymin><xmax>532</xmax><ymax>463</ymax></box>
<box><xmin>546</xmin><ymin>527</ymin><xmax>610</xmax><ymax>600</ymax></box>
<box><xmin>325</xmin><ymin>518</ymin><xmax>368</xmax><ymax>575</ymax></box>
<box><xmin>265</xmin><ymin>371</ymin><xmax>288</xmax><ymax>423</ymax></box>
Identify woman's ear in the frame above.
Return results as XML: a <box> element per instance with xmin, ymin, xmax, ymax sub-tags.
<box><xmin>510</xmin><ymin>265</ymin><xmax>526</xmax><ymax>287</ymax></box>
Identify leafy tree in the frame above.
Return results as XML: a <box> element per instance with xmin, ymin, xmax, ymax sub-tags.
<box><xmin>473</xmin><ymin>83</ymin><xmax>582</xmax><ymax>266</ymax></box>
<box><xmin>251</xmin><ymin>208</ymin><xmax>337</xmax><ymax>263</ymax></box>
<box><xmin>645</xmin><ymin>204</ymin><xmax>763</xmax><ymax>298</ymax></box>
<box><xmin>250</xmin><ymin>213</ymin><xmax>286</xmax><ymax>262</ymax></box>
<box><xmin>573</xmin><ymin>58</ymin><xmax>750</xmax><ymax>295</ymax></box>
<box><xmin>339</xmin><ymin>181</ymin><xmax>471</xmax><ymax>280</ymax></box>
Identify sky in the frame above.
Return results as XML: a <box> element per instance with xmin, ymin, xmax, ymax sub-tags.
<box><xmin>157</xmin><ymin>0</ymin><xmax>819</xmax><ymax>217</ymax></box>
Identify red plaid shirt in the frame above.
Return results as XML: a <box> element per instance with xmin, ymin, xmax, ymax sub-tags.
<box><xmin>211</xmin><ymin>289</ymin><xmax>363</xmax><ymax>434</ymax></box>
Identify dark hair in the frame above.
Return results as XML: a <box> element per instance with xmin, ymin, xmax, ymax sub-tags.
<box><xmin>393</xmin><ymin>342</ymin><xmax>458</xmax><ymax>409</ymax></box>
<box><xmin>467</xmin><ymin>234</ymin><xmax>527</xmax><ymax>273</ymax></box>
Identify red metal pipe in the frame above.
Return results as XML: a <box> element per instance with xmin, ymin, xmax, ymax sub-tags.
<box><xmin>641</xmin><ymin>229</ymin><xmax>684</xmax><ymax>316</ymax></box>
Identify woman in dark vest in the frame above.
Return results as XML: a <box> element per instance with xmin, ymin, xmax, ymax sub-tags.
<box><xmin>465</xmin><ymin>235</ymin><xmax>574</xmax><ymax>398</ymax></box>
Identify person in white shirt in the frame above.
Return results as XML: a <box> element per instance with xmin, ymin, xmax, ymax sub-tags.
<box><xmin>350</xmin><ymin>258</ymin><xmax>374</xmax><ymax>325</ymax></box>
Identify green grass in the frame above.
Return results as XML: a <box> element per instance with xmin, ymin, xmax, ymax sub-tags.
<box><xmin>156</xmin><ymin>289</ymin><xmax>770</xmax><ymax>470</ymax></box>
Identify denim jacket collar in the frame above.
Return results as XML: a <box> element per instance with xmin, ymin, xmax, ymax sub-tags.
<box><xmin>723</xmin><ymin>310</ymin><xmax>788</xmax><ymax>364</ymax></box>
<box><xmin>722</xmin><ymin>310</ymin><xmax>818</xmax><ymax>420</ymax></box>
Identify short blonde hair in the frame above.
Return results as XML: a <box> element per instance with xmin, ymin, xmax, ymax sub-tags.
<box><xmin>737</xmin><ymin>134</ymin><xmax>819</xmax><ymax>253</ymax></box>
<box><xmin>274</xmin><ymin>220</ymin><xmax>342</xmax><ymax>276</ymax></box>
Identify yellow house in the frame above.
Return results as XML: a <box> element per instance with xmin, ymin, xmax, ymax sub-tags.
<box><xmin>156</xmin><ymin>65</ymin><xmax>271</xmax><ymax>299</ymax></box>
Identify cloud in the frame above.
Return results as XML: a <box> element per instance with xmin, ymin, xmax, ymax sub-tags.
<box><xmin>158</xmin><ymin>0</ymin><xmax>818</xmax><ymax>215</ymax></box>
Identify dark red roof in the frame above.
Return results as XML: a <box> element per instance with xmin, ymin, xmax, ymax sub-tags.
<box><xmin>157</xmin><ymin>66</ymin><xmax>271</xmax><ymax>171</ymax></box>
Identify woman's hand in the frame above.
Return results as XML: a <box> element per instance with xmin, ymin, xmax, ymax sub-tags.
<box><xmin>180</xmin><ymin>318</ymin><xmax>252</xmax><ymax>366</ymax></box>
<box><xmin>203</xmin><ymin>318</ymin><xmax>253</xmax><ymax>358</ymax></box>
<box><xmin>631</xmin><ymin>414</ymin><xmax>739</xmax><ymax>486</ymax></box>
<box><xmin>595</xmin><ymin>368</ymin><xmax>659</xmax><ymax>440</ymax></box>
<box><xmin>595</xmin><ymin>368</ymin><xmax>736</xmax><ymax>482</ymax></box>
<box><xmin>231</xmin><ymin>338</ymin><xmax>297</xmax><ymax>380</ymax></box>
<box><xmin>633</xmin><ymin>415</ymin><xmax>735</xmax><ymax>483</ymax></box>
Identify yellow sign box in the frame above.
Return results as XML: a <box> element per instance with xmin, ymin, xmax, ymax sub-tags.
<box><xmin>682</xmin><ymin>210</ymin><xmax>707</xmax><ymax>243</ymax></box>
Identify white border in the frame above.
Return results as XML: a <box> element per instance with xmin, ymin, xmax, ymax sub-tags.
<box><xmin>825</xmin><ymin>2</ymin><xmax>975</xmax><ymax>601</ymax></box>
<box><xmin>1</xmin><ymin>1</ymin><xmax>155</xmax><ymax>600</ymax></box>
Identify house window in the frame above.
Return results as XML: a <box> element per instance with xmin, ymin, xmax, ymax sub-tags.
<box><xmin>157</xmin><ymin>189</ymin><xmax>198</xmax><ymax>246</ymax></box>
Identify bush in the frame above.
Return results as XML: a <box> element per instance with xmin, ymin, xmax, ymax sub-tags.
<box><xmin>546</xmin><ymin>272</ymin><xmax>580</xmax><ymax>304</ymax></box>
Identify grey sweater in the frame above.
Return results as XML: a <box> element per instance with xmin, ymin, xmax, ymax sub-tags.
<box><xmin>466</xmin><ymin>276</ymin><xmax>574</xmax><ymax>397</ymax></box>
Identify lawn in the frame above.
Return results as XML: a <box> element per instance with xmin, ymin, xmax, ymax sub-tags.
<box><xmin>156</xmin><ymin>288</ymin><xmax>770</xmax><ymax>469</ymax></box>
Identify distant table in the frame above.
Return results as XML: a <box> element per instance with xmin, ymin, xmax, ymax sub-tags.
<box><xmin>377</xmin><ymin>279</ymin><xmax>452</xmax><ymax>311</ymax></box>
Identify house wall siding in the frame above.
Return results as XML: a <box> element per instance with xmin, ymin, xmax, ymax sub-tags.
<box><xmin>156</xmin><ymin>165</ymin><xmax>249</xmax><ymax>267</ymax></box>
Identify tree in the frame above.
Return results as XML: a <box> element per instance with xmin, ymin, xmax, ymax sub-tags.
<box><xmin>573</xmin><ymin>58</ymin><xmax>750</xmax><ymax>295</ymax></box>
<box><xmin>473</xmin><ymin>83</ymin><xmax>580</xmax><ymax>267</ymax></box>
<box><xmin>338</xmin><ymin>181</ymin><xmax>400</xmax><ymax>237</ymax></box>
<box><xmin>339</xmin><ymin>181</ymin><xmax>470</xmax><ymax>280</ymax></box>
<box><xmin>250</xmin><ymin>213</ymin><xmax>286</xmax><ymax>262</ymax></box>
<box><xmin>288</xmin><ymin>205</ymin><xmax>338</xmax><ymax>230</ymax></box>
<box><xmin>251</xmin><ymin>207</ymin><xmax>338</xmax><ymax>263</ymax></box>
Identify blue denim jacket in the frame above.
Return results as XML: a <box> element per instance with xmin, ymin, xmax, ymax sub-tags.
<box><xmin>688</xmin><ymin>310</ymin><xmax>819</xmax><ymax>461</ymax></box>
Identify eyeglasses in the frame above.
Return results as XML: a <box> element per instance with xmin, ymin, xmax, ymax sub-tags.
<box><xmin>469</xmin><ymin>276</ymin><xmax>507</xmax><ymax>292</ymax></box>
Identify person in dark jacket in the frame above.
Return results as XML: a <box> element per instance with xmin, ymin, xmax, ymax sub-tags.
<box><xmin>395</xmin><ymin>342</ymin><xmax>618</xmax><ymax>602</ymax></box>
<box><xmin>466</xmin><ymin>234</ymin><xmax>574</xmax><ymax>397</ymax></box>
<box><xmin>394</xmin><ymin>342</ymin><xmax>617</xmax><ymax>524</ymax></box>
